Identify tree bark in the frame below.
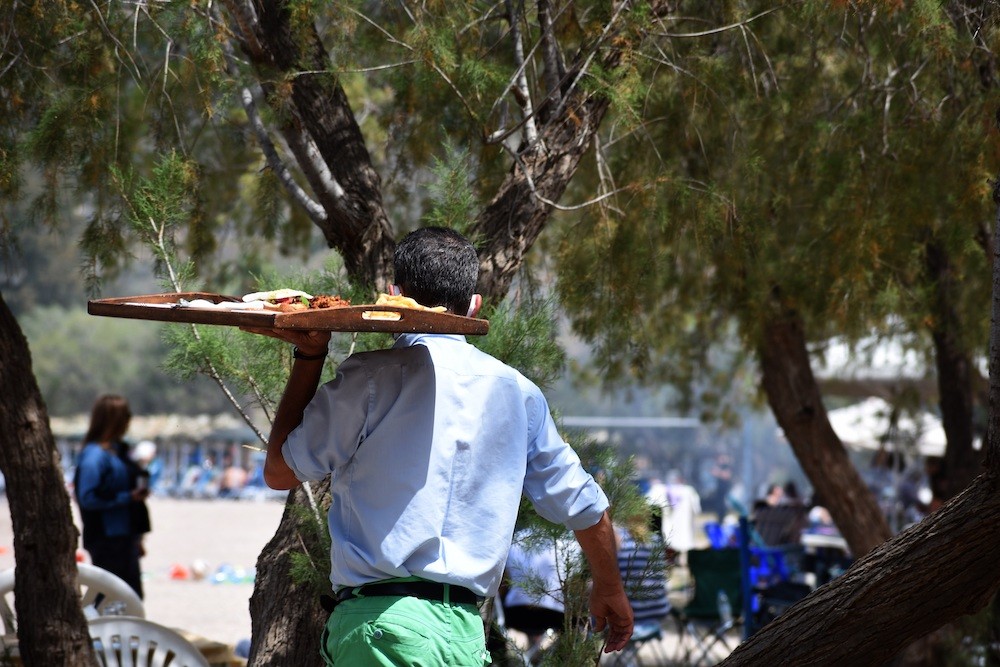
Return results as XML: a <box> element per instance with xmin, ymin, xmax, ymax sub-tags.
<box><xmin>220</xmin><ymin>2</ymin><xmax>665</xmax><ymax>660</ymax></box>
<box><xmin>758</xmin><ymin>303</ymin><xmax>893</xmax><ymax>557</ymax></box>
<box><xmin>247</xmin><ymin>484</ymin><xmax>330</xmax><ymax>667</ymax></box>
<box><xmin>926</xmin><ymin>239</ymin><xmax>983</xmax><ymax>499</ymax></box>
<box><xmin>0</xmin><ymin>293</ymin><xmax>94</xmax><ymax>665</ymax></box>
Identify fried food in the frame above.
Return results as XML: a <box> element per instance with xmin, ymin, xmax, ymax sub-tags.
<box><xmin>309</xmin><ymin>295</ymin><xmax>351</xmax><ymax>309</ymax></box>
<box><xmin>374</xmin><ymin>293</ymin><xmax>447</xmax><ymax>312</ymax></box>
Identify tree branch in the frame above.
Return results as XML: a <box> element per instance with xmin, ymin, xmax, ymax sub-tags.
<box><xmin>538</xmin><ymin>0</ymin><xmax>566</xmax><ymax>100</ymax></box>
<box><xmin>506</xmin><ymin>0</ymin><xmax>539</xmax><ymax>146</ymax></box>
<box><xmin>652</xmin><ymin>5</ymin><xmax>790</xmax><ymax>39</ymax></box>
<box><xmin>241</xmin><ymin>87</ymin><xmax>330</xmax><ymax>223</ymax></box>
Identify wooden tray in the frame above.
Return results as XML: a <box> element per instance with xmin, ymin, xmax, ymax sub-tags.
<box><xmin>87</xmin><ymin>292</ymin><xmax>490</xmax><ymax>335</ymax></box>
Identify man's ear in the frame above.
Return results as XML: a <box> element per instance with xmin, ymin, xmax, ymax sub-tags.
<box><xmin>466</xmin><ymin>294</ymin><xmax>483</xmax><ymax>318</ymax></box>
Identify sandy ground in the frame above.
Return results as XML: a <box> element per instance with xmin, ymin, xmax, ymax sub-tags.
<box><xmin>0</xmin><ymin>495</ymin><xmax>287</xmax><ymax>651</ymax></box>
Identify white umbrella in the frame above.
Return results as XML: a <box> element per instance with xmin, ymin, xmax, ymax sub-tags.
<box><xmin>826</xmin><ymin>397</ymin><xmax>946</xmax><ymax>458</ymax></box>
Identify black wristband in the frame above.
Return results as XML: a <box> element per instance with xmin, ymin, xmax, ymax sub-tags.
<box><xmin>293</xmin><ymin>347</ymin><xmax>327</xmax><ymax>361</ymax></box>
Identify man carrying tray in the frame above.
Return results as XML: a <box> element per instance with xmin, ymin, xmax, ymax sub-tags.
<box><xmin>243</xmin><ymin>226</ymin><xmax>633</xmax><ymax>665</ymax></box>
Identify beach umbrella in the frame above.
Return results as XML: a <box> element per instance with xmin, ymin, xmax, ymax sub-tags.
<box><xmin>826</xmin><ymin>397</ymin><xmax>946</xmax><ymax>458</ymax></box>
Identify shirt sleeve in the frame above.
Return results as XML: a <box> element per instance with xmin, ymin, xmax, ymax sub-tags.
<box><xmin>520</xmin><ymin>384</ymin><xmax>609</xmax><ymax>531</ymax></box>
<box><xmin>282</xmin><ymin>355</ymin><xmax>373</xmax><ymax>482</ymax></box>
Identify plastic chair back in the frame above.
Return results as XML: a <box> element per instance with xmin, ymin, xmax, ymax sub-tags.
<box><xmin>89</xmin><ymin>615</ymin><xmax>209</xmax><ymax>667</ymax></box>
<box><xmin>78</xmin><ymin>563</ymin><xmax>146</xmax><ymax>618</ymax></box>
<box><xmin>0</xmin><ymin>564</ymin><xmax>144</xmax><ymax>636</ymax></box>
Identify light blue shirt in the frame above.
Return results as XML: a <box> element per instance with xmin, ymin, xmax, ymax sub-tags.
<box><xmin>283</xmin><ymin>333</ymin><xmax>609</xmax><ymax>597</ymax></box>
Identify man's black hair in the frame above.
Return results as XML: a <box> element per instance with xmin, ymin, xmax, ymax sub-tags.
<box><xmin>393</xmin><ymin>226</ymin><xmax>478</xmax><ymax>314</ymax></box>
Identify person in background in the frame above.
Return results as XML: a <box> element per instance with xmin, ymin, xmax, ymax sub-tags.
<box><xmin>133</xmin><ymin>439</ymin><xmax>163</xmax><ymax>493</ymax></box>
<box><xmin>244</xmin><ymin>227</ymin><xmax>633</xmax><ymax>665</ymax></box>
<box><xmin>753</xmin><ymin>483</ymin><xmax>807</xmax><ymax>547</ymax></box>
<box><xmin>653</xmin><ymin>469</ymin><xmax>701</xmax><ymax>567</ymax></box>
<box><xmin>218</xmin><ymin>454</ymin><xmax>249</xmax><ymax>499</ymax></box>
<box><xmin>75</xmin><ymin>394</ymin><xmax>149</xmax><ymax>598</ymax></box>
<box><xmin>616</xmin><ymin>508</ymin><xmax>672</xmax><ymax>638</ymax></box>
<box><xmin>706</xmin><ymin>453</ymin><xmax>734</xmax><ymax>519</ymax></box>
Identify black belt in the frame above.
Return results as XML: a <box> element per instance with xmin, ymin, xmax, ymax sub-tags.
<box><xmin>332</xmin><ymin>581</ymin><xmax>480</xmax><ymax>607</ymax></box>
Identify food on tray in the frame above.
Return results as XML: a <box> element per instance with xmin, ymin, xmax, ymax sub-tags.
<box><xmin>177</xmin><ymin>298</ymin><xmax>268</xmax><ymax>311</ymax></box>
<box><xmin>242</xmin><ymin>288</ymin><xmax>314</xmax><ymax>312</ymax></box>
<box><xmin>309</xmin><ymin>295</ymin><xmax>351</xmax><ymax>309</ymax></box>
<box><xmin>361</xmin><ymin>292</ymin><xmax>448</xmax><ymax>321</ymax></box>
<box><xmin>374</xmin><ymin>293</ymin><xmax>447</xmax><ymax>312</ymax></box>
<box><xmin>237</xmin><ymin>289</ymin><xmax>351</xmax><ymax>312</ymax></box>
<box><xmin>242</xmin><ymin>288</ymin><xmax>314</xmax><ymax>303</ymax></box>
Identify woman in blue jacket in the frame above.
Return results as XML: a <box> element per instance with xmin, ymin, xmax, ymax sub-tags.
<box><xmin>74</xmin><ymin>394</ymin><xmax>148</xmax><ymax>598</ymax></box>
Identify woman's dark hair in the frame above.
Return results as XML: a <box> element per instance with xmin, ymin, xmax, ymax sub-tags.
<box><xmin>393</xmin><ymin>227</ymin><xmax>478</xmax><ymax>314</ymax></box>
<box><xmin>84</xmin><ymin>394</ymin><xmax>132</xmax><ymax>444</ymax></box>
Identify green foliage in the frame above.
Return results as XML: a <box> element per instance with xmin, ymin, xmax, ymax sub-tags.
<box><xmin>421</xmin><ymin>145</ymin><xmax>479</xmax><ymax>233</ymax></box>
<box><xmin>554</xmin><ymin>0</ymin><xmax>998</xmax><ymax>417</ymax></box>
<box><xmin>505</xmin><ymin>434</ymin><xmax>656</xmax><ymax>666</ymax></box>
<box><xmin>287</xmin><ymin>499</ymin><xmax>335</xmax><ymax>596</ymax></box>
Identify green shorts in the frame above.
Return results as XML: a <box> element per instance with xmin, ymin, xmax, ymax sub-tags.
<box><xmin>321</xmin><ymin>584</ymin><xmax>491</xmax><ymax>666</ymax></box>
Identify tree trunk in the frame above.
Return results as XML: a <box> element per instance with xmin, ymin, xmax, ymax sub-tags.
<box><xmin>247</xmin><ymin>484</ymin><xmax>330</xmax><ymax>666</ymax></box>
<box><xmin>758</xmin><ymin>303</ymin><xmax>893</xmax><ymax>557</ymax></box>
<box><xmin>926</xmin><ymin>239</ymin><xmax>983</xmax><ymax>499</ymax></box>
<box><xmin>0</xmin><ymin>293</ymin><xmax>94</xmax><ymax>665</ymax></box>
<box><xmin>475</xmin><ymin>92</ymin><xmax>612</xmax><ymax>305</ymax></box>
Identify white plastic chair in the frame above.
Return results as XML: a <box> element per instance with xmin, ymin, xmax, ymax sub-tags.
<box><xmin>0</xmin><ymin>563</ymin><xmax>144</xmax><ymax>636</ymax></box>
<box><xmin>89</xmin><ymin>615</ymin><xmax>210</xmax><ymax>667</ymax></box>
<box><xmin>77</xmin><ymin>562</ymin><xmax>146</xmax><ymax>618</ymax></box>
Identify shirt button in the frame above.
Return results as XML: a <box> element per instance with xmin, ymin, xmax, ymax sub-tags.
<box><xmin>372</xmin><ymin>629</ymin><xmax>383</xmax><ymax>639</ymax></box>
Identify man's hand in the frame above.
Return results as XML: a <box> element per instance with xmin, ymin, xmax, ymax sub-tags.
<box><xmin>573</xmin><ymin>511</ymin><xmax>635</xmax><ymax>653</ymax></box>
<box><xmin>590</xmin><ymin>583</ymin><xmax>635</xmax><ymax>653</ymax></box>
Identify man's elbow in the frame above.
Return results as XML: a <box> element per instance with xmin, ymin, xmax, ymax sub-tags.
<box><xmin>263</xmin><ymin>464</ymin><xmax>300</xmax><ymax>490</ymax></box>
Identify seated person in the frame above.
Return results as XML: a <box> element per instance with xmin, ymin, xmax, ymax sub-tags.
<box><xmin>752</xmin><ymin>484</ymin><xmax>808</xmax><ymax>547</ymax></box>
<box><xmin>617</xmin><ymin>509</ymin><xmax>672</xmax><ymax>635</ymax></box>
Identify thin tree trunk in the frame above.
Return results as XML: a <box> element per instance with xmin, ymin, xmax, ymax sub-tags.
<box><xmin>758</xmin><ymin>304</ymin><xmax>892</xmax><ymax>557</ymax></box>
<box><xmin>220</xmin><ymin>2</ymin><xmax>671</xmax><ymax>660</ymax></box>
<box><xmin>0</xmin><ymin>293</ymin><xmax>93</xmax><ymax>665</ymax></box>
<box><xmin>220</xmin><ymin>0</ymin><xmax>396</xmax><ymax>290</ymax></box>
<box><xmin>926</xmin><ymin>239</ymin><xmax>983</xmax><ymax>499</ymax></box>
<box><xmin>247</xmin><ymin>484</ymin><xmax>330</xmax><ymax>666</ymax></box>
